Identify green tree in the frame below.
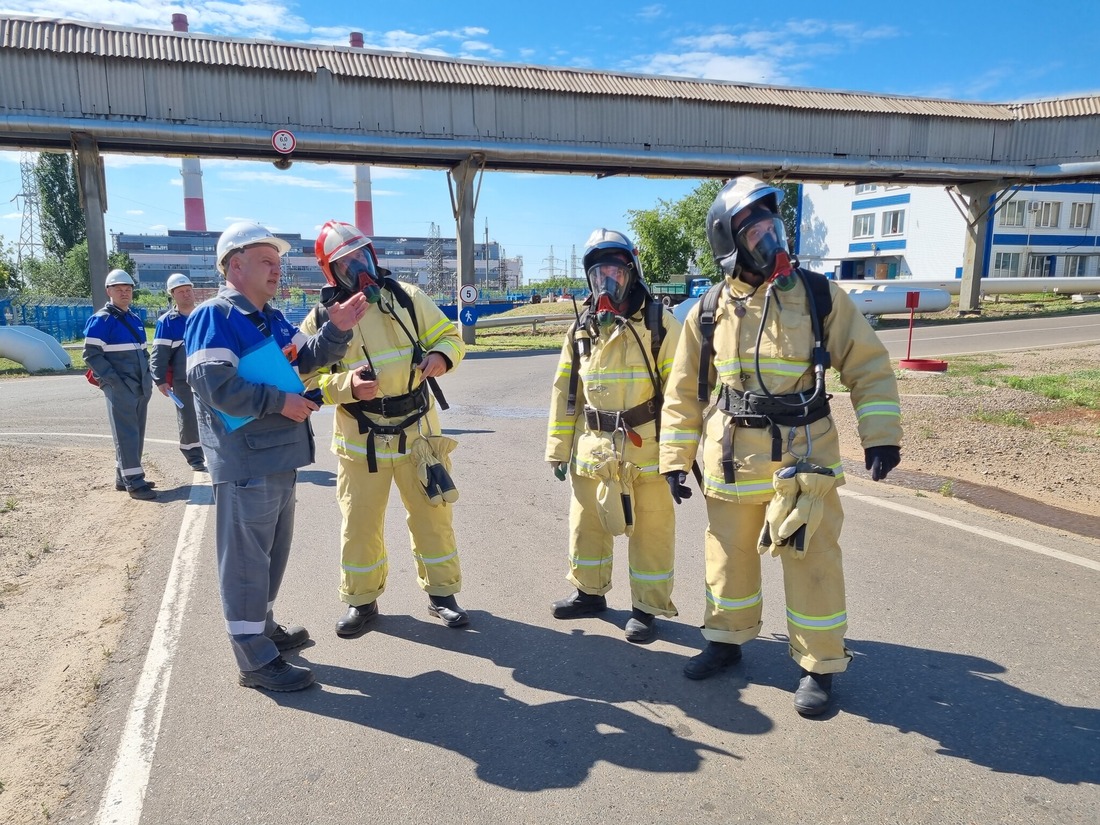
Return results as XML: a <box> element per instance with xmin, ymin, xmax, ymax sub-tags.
<box><xmin>21</xmin><ymin>242</ymin><xmax>137</xmax><ymax>299</ymax></box>
<box><xmin>35</xmin><ymin>152</ymin><xmax>85</xmax><ymax>260</ymax></box>
<box><xmin>109</xmin><ymin>249</ymin><xmax>136</xmax><ymax>278</ymax></box>
<box><xmin>0</xmin><ymin>236</ymin><xmax>19</xmax><ymax>290</ymax></box>
<box><xmin>628</xmin><ymin>179</ymin><xmax>723</xmax><ymax>283</ymax></box>
<box><xmin>777</xmin><ymin>182</ymin><xmax>799</xmax><ymax>251</ymax></box>
<box><xmin>629</xmin><ymin>178</ymin><xmax>802</xmax><ymax>284</ymax></box>
<box><xmin>627</xmin><ymin>203</ymin><xmax>693</xmax><ymax>284</ymax></box>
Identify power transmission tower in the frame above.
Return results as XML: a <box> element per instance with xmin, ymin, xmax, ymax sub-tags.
<box><xmin>14</xmin><ymin>152</ymin><xmax>44</xmax><ymax>273</ymax></box>
<box><xmin>541</xmin><ymin>246</ymin><xmax>565</xmax><ymax>281</ymax></box>
<box><xmin>424</xmin><ymin>222</ymin><xmax>447</xmax><ymax>296</ymax></box>
<box><xmin>498</xmin><ymin>253</ymin><xmax>509</xmax><ymax>293</ymax></box>
<box><xmin>570</xmin><ymin>245</ymin><xmax>580</xmax><ymax>280</ymax></box>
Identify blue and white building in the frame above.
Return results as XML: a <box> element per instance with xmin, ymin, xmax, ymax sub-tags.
<box><xmin>797</xmin><ymin>183</ymin><xmax>1099</xmax><ymax>280</ymax></box>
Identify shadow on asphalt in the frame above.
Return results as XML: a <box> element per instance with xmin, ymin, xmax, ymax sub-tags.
<box><xmin>263</xmin><ymin>616</ymin><xmax>1099</xmax><ymax>788</ymax></box>
<box><xmin>296</xmin><ymin>469</ymin><xmax>336</xmax><ymax>487</ymax></box>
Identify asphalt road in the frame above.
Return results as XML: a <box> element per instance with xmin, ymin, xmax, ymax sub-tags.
<box><xmin>4</xmin><ymin>315</ymin><xmax>1099</xmax><ymax>825</ymax></box>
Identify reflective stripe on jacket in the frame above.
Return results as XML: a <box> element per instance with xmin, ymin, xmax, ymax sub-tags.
<box><xmin>547</xmin><ymin>309</ymin><xmax>682</xmax><ymax>479</ymax></box>
<box><xmin>299</xmin><ymin>282</ymin><xmax>464</xmax><ymax>464</ymax></box>
<box><xmin>659</xmin><ymin>276</ymin><xmax>902</xmax><ymax>502</ymax></box>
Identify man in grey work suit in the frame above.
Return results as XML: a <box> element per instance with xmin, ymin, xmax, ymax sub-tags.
<box><xmin>185</xmin><ymin>221</ymin><xmax>368</xmax><ymax>692</ymax></box>
<box><xmin>83</xmin><ymin>268</ymin><xmax>156</xmax><ymax>500</ymax></box>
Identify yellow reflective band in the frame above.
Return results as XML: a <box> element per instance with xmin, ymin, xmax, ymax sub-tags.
<box><xmin>786</xmin><ymin>607</ymin><xmax>847</xmax><ymax>631</ymax></box>
<box><xmin>706</xmin><ymin>588</ymin><xmax>762</xmax><ymax>611</ymax></box>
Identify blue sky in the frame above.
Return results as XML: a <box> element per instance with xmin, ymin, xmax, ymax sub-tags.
<box><xmin>1</xmin><ymin>0</ymin><xmax>1097</xmax><ymax>282</ymax></box>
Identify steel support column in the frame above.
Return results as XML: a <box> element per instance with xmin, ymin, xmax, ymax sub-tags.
<box><xmin>955</xmin><ymin>180</ymin><xmax>1001</xmax><ymax>315</ymax></box>
<box><xmin>72</xmin><ymin>133</ymin><xmax>109</xmax><ymax>309</ymax></box>
<box><xmin>448</xmin><ymin>154</ymin><xmax>484</xmax><ymax>345</ymax></box>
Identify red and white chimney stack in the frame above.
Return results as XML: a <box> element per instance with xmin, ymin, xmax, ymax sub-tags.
<box><xmin>349</xmin><ymin>32</ymin><xmax>375</xmax><ymax>236</ymax></box>
<box><xmin>181</xmin><ymin>157</ymin><xmax>207</xmax><ymax>231</ymax></box>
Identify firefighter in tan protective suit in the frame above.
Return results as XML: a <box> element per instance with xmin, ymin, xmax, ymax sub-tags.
<box><xmin>300</xmin><ymin>220</ymin><xmax>468</xmax><ymax>636</ymax></box>
<box><xmin>659</xmin><ymin>178</ymin><xmax>902</xmax><ymax>715</ymax></box>
<box><xmin>546</xmin><ymin>229</ymin><xmax>683</xmax><ymax>643</ymax></box>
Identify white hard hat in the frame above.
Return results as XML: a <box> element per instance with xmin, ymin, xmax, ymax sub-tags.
<box><xmin>216</xmin><ymin>221</ymin><xmax>292</xmax><ymax>275</ymax></box>
<box><xmin>105</xmin><ymin>268</ymin><xmax>135</xmax><ymax>287</ymax></box>
<box><xmin>166</xmin><ymin>272</ymin><xmax>193</xmax><ymax>292</ymax></box>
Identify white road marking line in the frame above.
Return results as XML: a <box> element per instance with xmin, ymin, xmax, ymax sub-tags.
<box><xmin>93</xmin><ymin>479</ymin><xmax>212</xmax><ymax>825</ymax></box>
<box><xmin>1</xmin><ymin>432</ymin><xmax>181</xmax><ymax>446</ymax></box>
<box><xmin>841</xmin><ymin>489</ymin><xmax>1100</xmax><ymax>572</ymax></box>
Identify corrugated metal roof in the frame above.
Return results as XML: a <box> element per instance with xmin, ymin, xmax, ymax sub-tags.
<box><xmin>1011</xmin><ymin>96</ymin><xmax>1100</xmax><ymax>119</ymax></box>
<box><xmin>0</xmin><ymin>15</ymin><xmax>1051</xmax><ymax>122</ymax></box>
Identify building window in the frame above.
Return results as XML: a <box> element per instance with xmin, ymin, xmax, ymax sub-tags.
<box><xmin>1064</xmin><ymin>255</ymin><xmax>1090</xmax><ymax>277</ymax></box>
<box><xmin>1070</xmin><ymin>202</ymin><xmax>1094</xmax><ymax>229</ymax></box>
<box><xmin>855</xmin><ymin>184</ymin><xmax>877</xmax><ymax>194</ymax></box>
<box><xmin>882</xmin><ymin>210</ymin><xmax>905</xmax><ymax>236</ymax></box>
<box><xmin>993</xmin><ymin>252</ymin><xmax>1020</xmax><ymax>277</ymax></box>
<box><xmin>1027</xmin><ymin>254</ymin><xmax>1050</xmax><ymax>277</ymax></box>
<box><xmin>852</xmin><ymin>214</ymin><xmax>875</xmax><ymax>238</ymax></box>
<box><xmin>999</xmin><ymin>200</ymin><xmax>1025</xmax><ymax>227</ymax></box>
<box><xmin>1034</xmin><ymin>201</ymin><xmax>1060</xmax><ymax>228</ymax></box>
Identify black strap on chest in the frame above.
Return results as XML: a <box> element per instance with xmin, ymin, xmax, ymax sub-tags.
<box><xmin>565</xmin><ymin>297</ymin><xmax>665</xmax><ymax>417</ymax></box>
<box><xmin>105</xmin><ymin>305</ymin><xmax>146</xmax><ymax>346</ymax></box>
<box><xmin>343</xmin><ymin>383</ymin><xmax>431</xmax><ymax>472</ymax></box>
<box><xmin>696</xmin><ymin>268</ymin><xmax>833</xmax><ymax>402</ymax></box>
<box><xmin>696</xmin><ymin>269</ymin><xmax>835</xmax><ymax>483</ymax></box>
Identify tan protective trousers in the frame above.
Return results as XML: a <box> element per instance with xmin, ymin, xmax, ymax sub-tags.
<box><xmin>566</xmin><ymin>473</ymin><xmax>678</xmax><ymax>617</ymax></box>
<box><xmin>702</xmin><ymin>488</ymin><xmax>851</xmax><ymax>674</ymax></box>
<box><xmin>336</xmin><ymin>455</ymin><xmax>461</xmax><ymax>606</ymax></box>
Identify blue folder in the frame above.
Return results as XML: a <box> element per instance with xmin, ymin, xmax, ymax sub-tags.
<box><xmin>215</xmin><ymin>337</ymin><xmax>305</xmax><ymax>432</ymax></box>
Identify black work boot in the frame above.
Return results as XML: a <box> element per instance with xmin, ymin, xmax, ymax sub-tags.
<box><xmin>793</xmin><ymin>670</ymin><xmax>834</xmax><ymax>716</ymax></box>
<box><xmin>268</xmin><ymin>623</ymin><xmax>309</xmax><ymax>651</ymax></box>
<box><xmin>335</xmin><ymin>602</ymin><xmax>379</xmax><ymax>637</ymax></box>
<box><xmin>238</xmin><ymin>655</ymin><xmax>314</xmax><ymax>692</ymax></box>
<box><xmin>551</xmin><ymin>589</ymin><xmax>608</xmax><ymax>619</ymax></box>
<box><xmin>624</xmin><ymin>608</ymin><xmax>657</xmax><ymax>644</ymax></box>
<box><xmin>428</xmin><ymin>594</ymin><xmax>469</xmax><ymax>628</ymax></box>
<box><xmin>116</xmin><ymin>479</ymin><xmax>156</xmax><ymax>492</ymax></box>
<box><xmin>683</xmin><ymin>641</ymin><xmax>743</xmax><ymax>680</ymax></box>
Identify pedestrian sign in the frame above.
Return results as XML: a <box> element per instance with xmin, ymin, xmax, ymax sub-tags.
<box><xmin>460</xmin><ymin>306</ymin><xmax>479</xmax><ymax>326</ymax></box>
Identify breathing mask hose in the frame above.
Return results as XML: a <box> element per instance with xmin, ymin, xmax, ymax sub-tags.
<box><xmin>752</xmin><ymin>269</ymin><xmax>826</xmax><ymax>408</ymax></box>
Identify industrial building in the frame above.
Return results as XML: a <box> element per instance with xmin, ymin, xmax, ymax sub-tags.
<box><xmin>798</xmin><ymin>182</ymin><xmax>1099</xmax><ymax>281</ymax></box>
<box><xmin>112</xmin><ymin>228</ymin><xmax>524</xmax><ymax>296</ymax></box>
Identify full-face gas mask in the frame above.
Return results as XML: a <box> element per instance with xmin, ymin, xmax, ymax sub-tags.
<box><xmin>733</xmin><ymin>207</ymin><xmax>794</xmax><ymax>288</ymax></box>
<box><xmin>587</xmin><ymin>254</ymin><xmax>634</xmax><ymax>328</ymax></box>
<box><xmin>331</xmin><ymin>247</ymin><xmax>382</xmax><ymax>303</ymax></box>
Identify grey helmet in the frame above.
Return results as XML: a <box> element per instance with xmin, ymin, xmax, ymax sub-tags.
<box><xmin>581</xmin><ymin>228</ymin><xmax>647</xmax><ymax>302</ymax></box>
<box><xmin>706</xmin><ymin>177</ymin><xmax>786</xmax><ymax>277</ymax></box>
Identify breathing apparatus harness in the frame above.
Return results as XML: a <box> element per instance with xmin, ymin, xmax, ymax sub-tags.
<box><xmin>314</xmin><ymin>276</ymin><xmax>450</xmax><ymax>472</ymax></box>
<box><xmin>565</xmin><ymin>287</ymin><xmax>665</xmax><ymax>451</ymax></box>
<box><xmin>697</xmin><ymin>254</ymin><xmax>835</xmax><ymax>483</ymax></box>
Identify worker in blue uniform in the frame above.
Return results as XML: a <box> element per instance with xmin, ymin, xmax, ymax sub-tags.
<box><xmin>83</xmin><ymin>268</ymin><xmax>156</xmax><ymax>500</ymax></box>
<box><xmin>150</xmin><ymin>272</ymin><xmax>206</xmax><ymax>472</ymax></box>
<box><xmin>185</xmin><ymin>221</ymin><xmax>367</xmax><ymax>692</ymax></box>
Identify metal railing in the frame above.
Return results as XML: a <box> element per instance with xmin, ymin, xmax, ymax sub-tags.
<box><xmin>471</xmin><ymin>314</ymin><xmax>573</xmax><ymax>332</ymax></box>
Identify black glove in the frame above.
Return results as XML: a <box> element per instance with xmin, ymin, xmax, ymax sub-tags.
<box><xmin>664</xmin><ymin>470</ymin><xmax>693</xmax><ymax>504</ymax></box>
<box><xmin>864</xmin><ymin>446</ymin><xmax>901</xmax><ymax>481</ymax></box>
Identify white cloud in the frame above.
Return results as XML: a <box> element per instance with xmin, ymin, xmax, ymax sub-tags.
<box><xmin>146</xmin><ymin>224</ymin><xmax>168</xmax><ymax>234</ymax></box>
<box><xmin>125</xmin><ymin>209</ymin><xmax>144</xmax><ymax>215</ymax></box>
<box><xmin>637</xmin><ymin>4</ymin><xmax>664</xmax><ymax>21</ymax></box>
<box><xmin>640</xmin><ymin>52</ymin><xmax>786</xmax><ymax>84</ymax></box>
<box><xmin>460</xmin><ymin>40</ymin><xmax>503</xmax><ymax>58</ymax></box>
<box><xmin>630</xmin><ymin>20</ymin><xmax>897</xmax><ymax>85</ymax></box>
<box><xmin>102</xmin><ymin>154</ymin><xmax>180</xmax><ymax>169</ymax></box>
<box><xmin>2</xmin><ymin>211</ymin><xmax>21</xmax><ymax>219</ymax></box>
<box><xmin>0</xmin><ymin>1</ymin><xmax>310</xmax><ymax>39</ymax></box>
<box><xmin>219</xmin><ymin>169</ymin><xmax>349</xmax><ymax>192</ymax></box>
<box><xmin>169</xmin><ymin>179</ymin><xmax>182</xmax><ymax>186</ymax></box>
